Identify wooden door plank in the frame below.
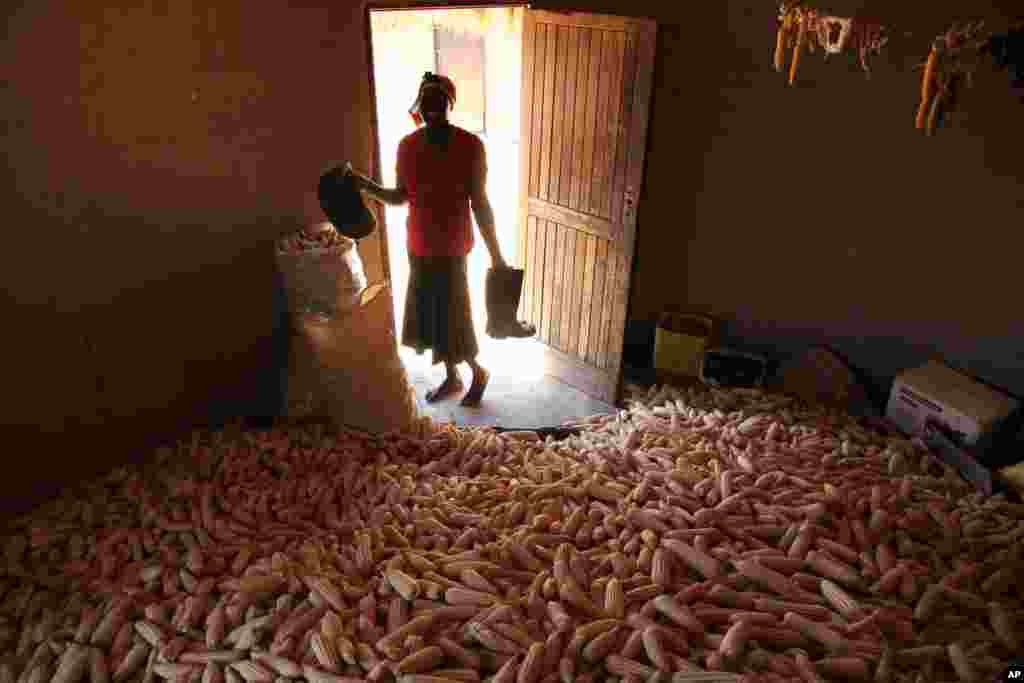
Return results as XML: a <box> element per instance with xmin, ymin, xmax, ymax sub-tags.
<box><xmin>541</xmin><ymin>219</ymin><xmax>557</xmax><ymax>344</ymax></box>
<box><xmin>566</xmin><ymin>228</ymin><xmax>587</xmax><ymax>358</ymax></box>
<box><xmin>600</xmin><ymin>29</ymin><xmax>625</xmax><ymax>221</ymax></box>
<box><xmin>597</xmin><ymin>238</ymin><xmax>620</xmax><ymax>370</ymax></box>
<box><xmin>569</xmin><ymin>27</ymin><xmax>592</xmax><ymax>214</ymax></box>
<box><xmin>532</xmin><ymin>216</ymin><xmax>547</xmax><ymax>331</ymax></box>
<box><xmin>586</xmin><ymin>239</ymin><xmax>608</xmax><ymax>367</ymax></box>
<box><xmin>559</xmin><ymin>229</ymin><xmax>577</xmax><ymax>353</ymax></box>
<box><xmin>607</xmin><ymin>30</ymin><xmax>629</xmax><ymax>227</ymax></box>
<box><xmin>540</xmin><ymin>339</ymin><xmax>610</xmax><ymax>401</ymax></box>
<box><xmin>548</xmin><ymin>25</ymin><xmax>568</xmax><ymax>207</ymax></box>
<box><xmin>531</xmin><ymin>218</ymin><xmax>545</xmax><ymax>337</ymax></box>
<box><xmin>541</xmin><ymin>343</ymin><xmax>614</xmax><ymax>405</ymax></box>
<box><xmin>608</xmin><ymin>21</ymin><xmax>657</xmax><ymax>396</ymax></box>
<box><xmin>529</xmin><ymin>20</ymin><xmax>546</xmax><ymax>200</ymax></box>
<box><xmin>557</xmin><ymin>26</ymin><xmax>580</xmax><ymax>208</ymax></box>
<box><xmin>578</xmin><ymin>28</ymin><xmax>601</xmax><ymax>216</ymax></box>
<box><xmin>530</xmin><ymin>9</ymin><xmax>635</xmax><ymax>31</ymax></box>
<box><xmin>577</xmin><ymin>234</ymin><xmax>596</xmax><ymax>361</ymax></box>
<box><xmin>606</xmin><ymin>30</ymin><xmax>638</xmax><ymax>373</ymax></box>
<box><xmin>549</xmin><ymin>224</ymin><xmax>566</xmax><ymax>352</ymax></box>
<box><xmin>527</xmin><ymin>198</ymin><xmax>614</xmax><ymax>241</ymax></box>
<box><xmin>520</xmin><ymin>10</ymin><xmax>537</xmax><ymax>270</ymax></box>
<box><xmin>538</xmin><ymin>24</ymin><xmax>557</xmax><ymax>204</ymax></box>
<box><xmin>606</xmin><ymin>248</ymin><xmax>628</xmax><ymax>378</ymax></box>
<box><xmin>522</xmin><ymin>215</ymin><xmax>536</xmax><ymax>322</ymax></box>
<box><xmin>589</xmin><ymin>31</ymin><xmax>613</xmax><ymax>219</ymax></box>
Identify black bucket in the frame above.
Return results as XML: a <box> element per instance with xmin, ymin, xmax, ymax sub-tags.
<box><xmin>317</xmin><ymin>162</ymin><xmax>377</xmax><ymax>240</ymax></box>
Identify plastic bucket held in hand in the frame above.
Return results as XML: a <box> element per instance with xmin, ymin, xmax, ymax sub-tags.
<box><xmin>654</xmin><ymin>312</ymin><xmax>715</xmax><ymax>378</ymax></box>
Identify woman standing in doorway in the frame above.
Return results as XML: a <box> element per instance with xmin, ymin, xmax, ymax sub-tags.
<box><xmin>353</xmin><ymin>72</ymin><xmax>533</xmax><ymax>406</ymax></box>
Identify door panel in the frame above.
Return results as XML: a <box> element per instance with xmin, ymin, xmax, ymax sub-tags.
<box><xmin>557</xmin><ymin>26</ymin><xmax>580</xmax><ymax>209</ymax></box>
<box><xmin>576</xmin><ymin>234</ymin><xmax>596</xmax><ymax>362</ymax></box>
<box><xmin>609</xmin><ymin>30</ymin><xmax>630</xmax><ymax>225</ymax></box>
<box><xmin>521</xmin><ymin>214</ymin><xmax>535</xmax><ymax>324</ymax></box>
<box><xmin>561</xmin><ymin>229</ymin><xmax>578</xmax><ymax>356</ymax></box>
<box><xmin>519</xmin><ymin>9</ymin><xmax>655</xmax><ymax>405</ymax></box>
<box><xmin>589</xmin><ymin>30</ymin><xmax>612</xmax><ymax>219</ymax></box>
<box><xmin>527</xmin><ymin>197</ymin><xmax>614</xmax><ymax>241</ymax></box>
<box><xmin>585</xmin><ymin>238</ymin><xmax>608</xmax><ymax>368</ymax></box>
<box><xmin>568</xmin><ymin>232</ymin><xmax>587</xmax><ymax>358</ymax></box>
<box><xmin>569</xmin><ymin>27</ymin><xmax>593</xmax><ymax>213</ymax></box>
<box><xmin>538</xmin><ymin>25</ymin><xmax>556</xmax><ymax>204</ymax></box>
<box><xmin>549</xmin><ymin>24</ymin><xmax>568</xmax><ymax>206</ymax></box>
<box><xmin>597</xmin><ymin>242</ymin><xmax>619</xmax><ymax>370</ymax></box>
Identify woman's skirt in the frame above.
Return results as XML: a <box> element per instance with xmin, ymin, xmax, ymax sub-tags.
<box><xmin>402</xmin><ymin>254</ymin><xmax>479</xmax><ymax>366</ymax></box>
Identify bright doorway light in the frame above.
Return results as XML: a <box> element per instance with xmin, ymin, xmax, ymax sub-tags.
<box><xmin>370</xmin><ymin>7</ymin><xmax>544</xmax><ymax>381</ymax></box>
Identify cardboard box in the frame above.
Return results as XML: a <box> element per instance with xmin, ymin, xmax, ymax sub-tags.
<box><xmin>886</xmin><ymin>360</ymin><xmax>1019</xmax><ymax>448</ymax></box>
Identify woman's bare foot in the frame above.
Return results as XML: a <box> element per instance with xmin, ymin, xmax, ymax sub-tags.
<box><xmin>426</xmin><ymin>375</ymin><xmax>463</xmax><ymax>403</ymax></box>
<box><xmin>460</xmin><ymin>367</ymin><xmax>490</xmax><ymax>407</ymax></box>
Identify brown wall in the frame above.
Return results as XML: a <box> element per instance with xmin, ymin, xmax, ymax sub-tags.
<box><xmin>0</xmin><ymin>0</ymin><xmax>387</xmax><ymax>516</ymax></box>
<box><xmin>2</xmin><ymin>0</ymin><xmax>1021</xmax><ymax>514</ymax></box>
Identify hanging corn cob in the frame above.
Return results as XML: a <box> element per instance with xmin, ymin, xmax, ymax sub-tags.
<box><xmin>915</xmin><ymin>20</ymin><xmax>989</xmax><ymax>136</ymax></box>
<box><xmin>788</xmin><ymin>7</ymin><xmax>811</xmax><ymax>85</ymax></box>
<box><xmin>774</xmin><ymin>2</ymin><xmax>802</xmax><ymax>73</ymax></box>
<box><xmin>916</xmin><ymin>41</ymin><xmax>940</xmax><ymax>129</ymax></box>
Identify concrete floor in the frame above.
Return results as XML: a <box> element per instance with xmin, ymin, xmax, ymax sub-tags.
<box><xmin>400</xmin><ymin>340</ymin><xmax>615</xmax><ymax>429</ymax></box>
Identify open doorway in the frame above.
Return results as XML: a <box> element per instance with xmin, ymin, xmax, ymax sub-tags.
<box><xmin>367</xmin><ymin>6</ymin><xmax>656</xmax><ymax>426</ymax></box>
<box><xmin>370</xmin><ymin>8</ymin><xmax>534</xmax><ymax>370</ymax></box>
<box><xmin>370</xmin><ymin>8</ymin><xmax>549</xmax><ymax>402</ymax></box>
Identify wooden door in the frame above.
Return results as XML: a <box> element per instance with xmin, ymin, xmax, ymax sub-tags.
<box><xmin>518</xmin><ymin>9</ymin><xmax>656</xmax><ymax>405</ymax></box>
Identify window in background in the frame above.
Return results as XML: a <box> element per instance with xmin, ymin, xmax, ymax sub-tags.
<box><xmin>434</xmin><ymin>26</ymin><xmax>486</xmax><ymax>136</ymax></box>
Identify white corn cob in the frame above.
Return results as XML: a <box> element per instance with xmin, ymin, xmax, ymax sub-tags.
<box><xmin>385</xmin><ymin>570</ymin><xmax>422</xmax><ymax>602</ymax></box>
<box><xmin>134</xmin><ymin>621</ymin><xmax>166</xmax><ymax>649</ymax></box>
<box><xmin>179</xmin><ymin>653</ymin><xmax>246</xmax><ymax>666</ymax></box>
<box><xmin>152</xmin><ymin>664</ymin><xmax>201</xmax><ymax>681</ymax></box>
<box><xmin>309</xmin><ymin>633</ymin><xmax>342</xmax><ymax>674</ymax></box>
<box><xmin>251</xmin><ymin>655</ymin><xmax>303</xmax><ymax>679</ymax></box>
<box><xmin>230</xmin><ymin>661</ymin><xmax>274</xmax><ymax>683</ymax></box>
<box><xmin>90</xmin><ymin>647</ymin><xmax>111</xmax><ymax>683</ymax></box>
<box><xmin>75</xmin><ymin>608</ymin><xmax>101</xmax><ymax>644</ymax></box>
<box><xmin>114</xmin><ymin>643</ymin><xmax>151</xmax><ymax>682</ymax></box>
<box><xmin>205</xmin><ymin>604</ymin><xmax>227</xmax><ymax>648</ymax></box>
<box><xmin>201</xmin><ymin>664</ymin><xmax>225</xmax><ymax>683</ymax></box>
<box><xmin>52</xmin><ymin>644</ymin><xmax>92</xmax><ymax>683</ymax></box>
<box><xmin>25</xmin><ymin>660</ymin><xmax>55</xmax><ymax>683</ymax></box>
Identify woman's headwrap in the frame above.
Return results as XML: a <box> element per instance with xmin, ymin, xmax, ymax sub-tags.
<box><xmin>409</xmin><ymin>72</ymin><xmax>457</xmax><ymax>126</ymax></box>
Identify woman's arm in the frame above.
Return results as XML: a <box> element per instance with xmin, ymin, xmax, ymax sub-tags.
<box><xmin>469</xmin><ymin>143</ymin><xmax>507</xmax><ymax>268</ymax></box>
<box><xmin>471</xmin><ymin>191</ymin><xmax>506</xmax><ymax>269</ymax></box>
<box><xmin>354</xmin><ymin>173</ymin><xmax>408</xmax><ymax>207</ymax></box>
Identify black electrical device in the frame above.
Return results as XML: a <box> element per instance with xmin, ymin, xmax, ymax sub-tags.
<box><xmin>699</xmin><ymin>348</ymin><xmax>769</xmax><ymax>388</ymax></box>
